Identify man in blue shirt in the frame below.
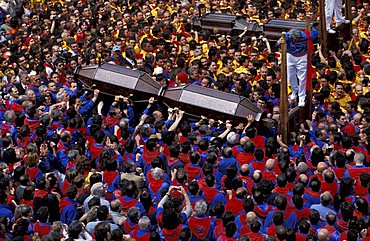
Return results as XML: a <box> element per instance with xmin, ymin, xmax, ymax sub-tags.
<box><xmin>310</xmin><ymin>191</ymin><xmax>337</xmax><ymax>219</ymax></box>
<box><xmin>280</xmin><ymin>28</ymin><xmax>318</xmax><ymax>107</ymax></box>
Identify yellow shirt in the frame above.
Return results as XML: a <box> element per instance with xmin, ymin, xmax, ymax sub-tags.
<box><xmin>233</xmin><ymin>60</ymin><xmax>240</xmax><ymax>69</ymax></box>
<box><xmin>217</xmin><ymin>67</ymin><xmax>232</xmax><ymax>76</ymax></box>
<box><xmin>329</xmin><ymin>93</ymin><xmax>352</xmax><ymax>108</ymax></box>
<box><xmin>234</xmin><ymin>66</ymin><xmax>248</xmax><ymax>74</ymax></box>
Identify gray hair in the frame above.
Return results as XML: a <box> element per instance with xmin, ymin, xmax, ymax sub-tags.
<box><xmin>56</xmin><ymin>90</ymin><xmax>65</xmax><ymax>101</ymax></box>
<box><xmin>355</xmin><ymin>152</ymin><xmax>366</xmax><ymax>164</ymax></box>
<box><xmin>320</xmin><ymin>191</ymin><xmax>333</xmax><ymax>206</ymax></box>
<box><xmin>138</xmin><ymin>216</ymin><xmax>151</xmax><ymax>231</ymax></box>
<box><xmin>187</xmin><ymin>66</ymin><xmax>198</xmax><ymax>75</ymax></box>
<box><xmin>91</xmin><ymin>182</ymin><xmax>105</xmax><ymax>197</ymax></box>
<box><xmin>194</xmin><ymin>200</ymin><xmax>208</xmax><ymax>217</ymax></box>
<box><xmin>26</xmin><ymin>143</ymin><xmax>38</xmax><ymax>153</ymax></box>
<box><xmin>40</xmin><ymin>113</ymin><xmax>50</xmax><ymax>124</ymax></box>
<box><xmin>297</xmin><ymin>162</ymin><xmax>308</xmax><ymax>173</ymax></box>
<box><xmin>110</xmin><ymin>199</ymin><xmax>121</xmax><ymax>212</ymax></box>
<box><xmin>51</xmin><ymin>109</ymin><xmax>63</xmax><ymax>120</ymax></box>
<box><xmin>119</xmin><ymin>118</ymin><xmax>129</xmax><ymax>129</ymax></box>
<box><xmin>18</xmin><ymin>71</ymin><xmax>28</xmax><ymax>80</ymax></box>
<box><xmin>38</xmin><ymin>85</ymin><xmax>48</xmax><ymax>93</ymax></box>
<box><xmin>68</xmin><ymin>150</ymin><xmax>80</xmax><ymax>160</ymax></box>
<box><xmin>18</xmin><ymin>95</ymin><xmax>28</xmax><ymax>104</ymax></box>
<box><xmin>151</xmin><ymin>167</ymin><xmax>164</xmax><ymax>180</ymax></box>
<box><xmin>3</xmin><ymin>110</ymin><xmax>15</xmax><ymax>123</ymax></box>
<box><xmin>290</xmin><ymin>28</ymin><xmax>301</xmax><ymax>40</ymax></box>
<box><xmin>226</xmin><ymin>131</ymin><xmax>239</xmax><ymax>145</ymax></box>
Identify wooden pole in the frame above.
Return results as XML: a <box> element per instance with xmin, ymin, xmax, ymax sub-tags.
<box><xmin>344</xmin><ymin>0</ymin><xmax>353</xmax><ymax>36</ymax></box>
<box><xmin>319</xmin><ymin>0</ymin><xmax>328</xmax><ymax>58</ymax></box>
<box><xmin>344</xmin><ymin>0</ymin><xmax>351</xmax><ymax>20</ymax></box>
<box><xmin>305</xmin><ymin>16</ymin><xmax>312</xmax><ymax>121</ymax></box>
<box><xmin>280</xmin><ymin>32</ymin><xmax>288</xmax><ymax>145</ymax></box>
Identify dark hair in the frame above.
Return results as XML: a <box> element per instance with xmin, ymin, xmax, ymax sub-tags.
<box><xmin>36</xmin><ymin>206</ymin><xmax>49</xmax><ymax>223</ymax></box>
<box><xmin>162</xmin><ymin>209</ymin><xmax>180</xmax><ymax>230</ymax></box>
<box><xmin>68</xmin><ymin>221</ymin><xmax>82</xmax><ymax>239</ymax></box>
<box><xmin>94</xmin><ymin>221</ymin><xmax>111</xmax><ymax>241</ymax></box>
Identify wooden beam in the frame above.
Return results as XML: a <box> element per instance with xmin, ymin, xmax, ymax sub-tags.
<box><xmin>280</xmin><ymin>32</ymin><xmax>288</xmax><ymax>145</ymax></box>
<box><xmin>344</xmin><ymin>0</ymin><xmax>351</xmax><ymax>20</ymax></box>
<box><xmin>305</xmin><ymin>16</ymin><xmax>312</xmax><ymax>121</ymax></box>
<box><xmin>344</xmin><ymin>0</ymin><xmax>353</xmax><ymax>36</ymax></box>
<box><xmin>319</xmin><ymin>0</ymin><xmax>328</xmax><ymax>58</ymax></box>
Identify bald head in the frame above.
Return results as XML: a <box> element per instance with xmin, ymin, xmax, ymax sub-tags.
<box><xmin>153</xmin><ymin>110</ymin><xmax>163</xmax><ymax>121</ymax></box>
<box><xmin>317</xmin><ymin>228</ymin><xmax>330</xmax><ymax>241</ymax></box>
<box><xmin>252</xmin><ymin>170</ymin><xmax>262</xmax><ymax>182</ymax></box>
<box><xmin>320</xmin><ymin>191</ymin><xmax>333</xmax><ymax>206</ymax></box>
<box><xmin>353</xmin><ymin>113</ymin><xmax>362</xmax><ymax>125</ymax></box>
<box><xmin>317</xmin><ymin>162</ymin><xmax>328</xmax><ymax>173</ymax></box>
<box><xmin>297</xmin><ymin>162</ymin><xmax>308</xmax><ymax>173</ymax></box>
<box><xmin>240</xmin><ymin>136</ymin><xmax>249</xmax><ymax>145</ymax></box>
<box><xmin>265</xmin><ymin>159</ymin><xmax>275</xmax><ymax>171</ymax></box>
<box><xmin>298</xmin><ymin>174</ymin><xmax>308</xmax><ymax>186</ymax></box>
<box><xmin>246</xmin><ymin>211</ymin><xmax>257</xmax><ymax>224</ymax></box>
<box><xmin>323</xmin><ymin>169</ymin><xmax>335</xmax><ymax>183</ymax></box>
<box><xmin>110</xmin><ymin>199</ymin><xmax>121</xmax><ymax>212</ymax></box>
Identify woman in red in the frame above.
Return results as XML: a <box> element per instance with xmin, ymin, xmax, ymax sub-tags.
<box><xmin>25</xmin><ymin>152</ymin><xmax>42</xmax><ymax>182</ymax></box>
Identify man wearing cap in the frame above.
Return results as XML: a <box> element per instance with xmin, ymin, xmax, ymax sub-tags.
<box><xmin>106</xmin><ymin>45</ymin><xmax>125</xmax><ymax>65</ymax></box>
<box><xmin>325</xmin><ymin>0</ymin><xmax>350</xmax><ymax>33</ymax></box>
<box><xmin>280</xmin><ymin>28</ymin><xmax>316</xmax><ymax>107</ymax></box>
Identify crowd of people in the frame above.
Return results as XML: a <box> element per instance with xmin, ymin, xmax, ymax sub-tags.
<box><xmin>1</xmin><ymin>0</ymin><xmax>370</xmax><ymax>240</ymax></box>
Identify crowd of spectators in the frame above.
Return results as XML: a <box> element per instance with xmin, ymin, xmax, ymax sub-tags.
<box><xmin>2</xmin><ymin>0</ymin><xmax>370</xmax><ymax>241</ymax></box>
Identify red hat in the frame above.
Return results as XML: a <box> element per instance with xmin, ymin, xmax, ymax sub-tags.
<box><xmin>177</xmin><ymin>72</ymin><xmax>189</xmax><ymax>84</ymax></box>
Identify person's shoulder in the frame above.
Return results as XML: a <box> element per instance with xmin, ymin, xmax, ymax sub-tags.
<box><xmin>110</xmin><ymin>223</ymin><xmax>119</xmax><ymax>230</ymax></box>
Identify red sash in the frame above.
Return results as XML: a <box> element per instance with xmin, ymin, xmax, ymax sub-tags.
<box><xmin>33</xmin><ymin>222</ymin><xmax>51</xmax><ymax>237</ymax></box>
<box><xmin>188</xmin><ymin>216</ymin><xmax>211</xmax><ymax>240</ymax></box>
<box><xmin>130</xmin><ymin>229</ymin><xmax>150</xmax><ymax>241</ymax></box>
<box><xmin>202</xmin><ymin>187</ymin><xmax>219</xmax><ymax>204</ymax></box>
<box><xmin>162</xmin><ymin>225</ymin><xmax>182</xmax><ymax>241</ymax></box>
<box><xmin>103</xmin><ymin>171</ymin><xmax>118</xmax><ymax>186</ymax></box>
